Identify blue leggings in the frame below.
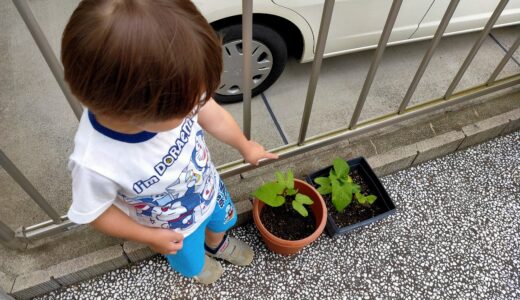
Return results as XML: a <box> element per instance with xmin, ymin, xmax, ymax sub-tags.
<box><xmin>165</xmin><ymin>181</ymin><xmax>237</xmax><ymax>277</ymax></box>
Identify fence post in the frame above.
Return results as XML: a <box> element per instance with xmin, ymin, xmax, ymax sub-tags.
<box><xmin>242</xmin><ymin>0</ymin><xmax>253</xmax><ymax>140</ymax></box>
<box><xmin>0</xmin><ymin>150</ymin><xmax>62</xmax><ymax>223</ymax></box>
<box><xmin>487</xmin><ymin>35</ymin><xmax>520</xmax><ymax>84</ymax></box>
<box><xmin>0</xmin><ymin>221</ymin><xmax>25</xmax><ymax>250</ymax></box>
<box><xmin>444</xmin><ymin>0</ymin><xmax>510</xmax><ymax>99</ymax></box>
<box><xmin>348</xmin><ymin>0</ymin><xmax>403</xmax><ymax>129</ymax></box>
<box><xmin>297</xmin><ymin>0</ymin><xmax>336</xmax><ymax>145</ymax></box>
<box><xmin>398</xmin><ymin>0</ymin><xmax>460</xmax><ymax>113</ymax></box>
<box><xmin>12</xmin><ymin>0</ymin><xmax>83</xmax><ymax>120</ymax></box>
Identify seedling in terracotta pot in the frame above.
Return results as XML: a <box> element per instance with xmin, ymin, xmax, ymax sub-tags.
<box><xmin>314</xmin><ymin>158</ymin><xmax>377</xmax><ymax>212</ymax></box>
<box><xmin>251</xmin><ymin>170</ymin><xmax>327</xmax><ymax>255</ymax></box>
<box><xmin>252</xmin><ymin>170</ymin><xmax>314</xmax><ymax>217</ymax></box>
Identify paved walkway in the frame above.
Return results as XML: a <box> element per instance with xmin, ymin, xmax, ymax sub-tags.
<box><xmin>35</xmin><ymin>132</ymin><xmax>520</xmax><ymax>300</ymax></box>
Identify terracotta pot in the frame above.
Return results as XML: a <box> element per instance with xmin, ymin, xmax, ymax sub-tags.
<box><xmin>252</xmin><ymin>179</ymin><xmax>327</xmax><ymax>255</ymax></box>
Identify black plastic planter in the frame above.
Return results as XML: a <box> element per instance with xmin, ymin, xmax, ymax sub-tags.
<box><xmin>306</xmin><ymin>157</ymin><xmax>396</xmax><ymax>237</ymax></box>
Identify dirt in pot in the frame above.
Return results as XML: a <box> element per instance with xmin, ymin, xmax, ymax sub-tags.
<box><xmin>260</xmin><ymin>201</ymin><xmax>316</xmax><ymax>241</ymax></box>
<box><xmin>326</xmin><ymin>169</ymin><xmax>385</xmax><ymax>228</ymax></box>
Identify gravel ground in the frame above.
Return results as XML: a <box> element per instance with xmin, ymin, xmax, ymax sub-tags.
<box><xmin>35</xmin><ymin>132</ymin><xmax>520</xmax><ymax>300</ymax></box>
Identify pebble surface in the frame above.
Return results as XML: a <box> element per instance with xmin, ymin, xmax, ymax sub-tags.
<box><xmin>35</xmin><ymin>132</ymin><xmax>520</xmax><ymax>300</ymax></box>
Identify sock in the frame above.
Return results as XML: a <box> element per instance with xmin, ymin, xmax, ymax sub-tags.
<box><xmin>205</xmin><ymin>234</ymin><xmax>229</xmax><ymax>255</ymax></box>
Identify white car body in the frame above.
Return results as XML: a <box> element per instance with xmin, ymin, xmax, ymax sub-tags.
<box><xmin>194</xmin><ymin>0</ymin><xmax>520</xmax><ymax>63</ymax></box>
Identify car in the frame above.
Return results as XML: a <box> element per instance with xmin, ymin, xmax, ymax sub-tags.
<box><xmin>193</xmin><ymin>0</ymin><xmax>520</xmax><ymax>103</ymax></box>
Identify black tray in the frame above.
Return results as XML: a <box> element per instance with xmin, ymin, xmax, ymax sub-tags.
<box><xmin>306</xmin><ymin>157</ymin><xmax>396</xmax><ymax>237</ymax></box>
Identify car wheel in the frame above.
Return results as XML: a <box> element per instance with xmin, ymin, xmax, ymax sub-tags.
<box><xmin>214</xmin><ymin>24</ymin><xmax>288</xmax><ymax>103</ymax></box>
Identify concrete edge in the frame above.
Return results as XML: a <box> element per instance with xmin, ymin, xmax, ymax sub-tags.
<box><xmin>458</xmin><ymin>113</ymin><xmax>511</xmax><ymax>150</ymax></box>
<box><xmin>10</xmin><ymin>245</ymin><xmax>129</xmax><ymax>300</ymax></box>
<box><xmin>367</xmin><ymin>144</ymin><xmax>418</xmax><ymax>177</ymax></box>
<box><xmin>7</xmin><ymin>111</ymin><xmax>519</xmax><ymax>299</ymax></box>
<box><xmin>0</xmin><ymin>290</ymin><xmax>15</xmax><ymax>300</ymax></box>
<box><xmin>500</xmin><ymin>107</ymin><xmax>520</xmax><ymax>135</ymax></box>
<box><xmin>123</xmin><ymin>241</ymin><xmax>155</xmax><ymax>264</ymax></box>
<box><xmin>412</xmin><ymin>131</ymin><xmax>466</xmax><ymax>166</ymax></box>
<box><xmin>11</xmin><ymin>270</ymin><xmax>60</xmax><ymax>300</ymax></box>
<box><xmin>0</xmin><ymin>271</ymin><xmax>15</xmax><ymax>298</ymax></box>
<box><xmin>47</xmin><ymin>245</ymin><xmax>129</xmax><ymax>287</ymax></box>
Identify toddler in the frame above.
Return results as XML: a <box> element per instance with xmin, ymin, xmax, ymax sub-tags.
<box><xmin>62</xmin><ymin>0</ymin><xmax>277</xmax><ymax>284</ymax></box>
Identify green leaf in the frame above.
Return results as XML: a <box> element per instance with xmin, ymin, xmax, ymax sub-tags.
<box><xmin>314</xmin><ymin>176</ymin><xmax>330</xmax><ymax>186</ymax></box>
<box><xmin>314</xmin><ymin>177</ymin><xmax>331</xmax><ymax>195</ymax></box>
<box><xmin>366</xmin><ymin>195</ymin><xmax>377</xmax><ymax>204</ymax></box>
<box><xmin>292</xmin><ymin>200</ymin><xmax>308</xmax><ymax>217</ymax></box>
<box><xmin>333</xmin><ymin>158</ymin><xmax>349</xmax><ymax>178</ymax></box>
<box><xmin>251</xmin><ymin>182</ymin><xmax>286</xmax><ymax>207</ymax></box>
<box><xmin>273</xmin><ymin>195</ymin><xmax>286</xmax><ymax>207</ymax></box>
<box><xmin>317</xmin><ymin>185</ymin><xmax>332</xmax><ymax>195</ymax></box>
<box><xmin>347</xmin><ymin>176</ymin><xmax>353</xmax><ymax>183</ymax></box>
<box><xmin>275</xmin><ymin>171</ymin><xmax>285</xmax><ymax>186</ymax></box>
<box><xmin>295</xmin><ymin>193</ymin><xmax>314</xmax><ymax>205</ymax></box>
<box><xmin>330</xmin><ymin>175</ymin><xmax>341</xmax><ymax>187</ymax></box>
<box><xmin>287</xmin><ymin>170</ymin><xmax>294</xmax><ymax>190</ymax></box>
<box><xmin>329</xmin><ymin>168</ymin><xmax>337</xmax><ymax>179</ymax></box>
<box><xmin>286</xmin><ymin>188</ymin><xmax>297</xmax><ymax>196</ymax></box>
<box><xmin>331</xmin><ymin>179</ymin><xmax>352</xmax><ymax>213</ymax></box>
<box><xmin>355</xmin><ymin>192</ymin><xmax>366</xmax><ymax>204</ymax></box>
<box><xmin>351</xmin><ymin>183</ymin><xmax>361</xmax><ymax>194</ymax></box>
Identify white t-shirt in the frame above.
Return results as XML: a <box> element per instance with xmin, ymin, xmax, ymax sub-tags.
<box><xmin>67</xmin><ymin>110</ymin><xmax>219</xmax><ymax>237</ymax></box>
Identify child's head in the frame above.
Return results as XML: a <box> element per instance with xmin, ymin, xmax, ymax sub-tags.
<box><xmin>61</xmin><ymin>0</ymin><xmax>222</xmax><ymax>123</ymax></box>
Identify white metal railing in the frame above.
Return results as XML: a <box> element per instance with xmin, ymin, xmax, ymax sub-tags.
<box><xmin>2</xmin><ymin>0</ymin><xmax>519</xmax><ymax>250</ymax></box>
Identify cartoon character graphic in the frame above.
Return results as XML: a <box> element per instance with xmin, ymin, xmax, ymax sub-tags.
<box><xmin>153</xmin><ymin>191</ymin><xmax>200</xmax><ymax>229</ymax></box>
<box><xmin>216</xmin><ymin>181</ymin><xmax>228</xmax><ymax>208</ymax></box>
<box><xmin>121</xmin><ymin>130</ymin><xmax>219</xmax><ymax>231</ymax></box>
<box><xmin>133</xmin><ymin>203</ymin><xmax>151</xmax><ymax>217</ymax></box>
<box><xmin>192</xmin><ymin>131</ymin><xmax>209</xmax><ymax>171</ymax></box>
<box><xmin>122</xmin><ymin>193</ymin><xmax>172</xmax><ymax>218</ymax></box>
<box><xmin>186</xmin><ymin>168</ymin><xmax>203</xmax><ymax>187</ymax></box>
<box><xmin>223</xmin><ymin>204</ymin><xmax>234</xmax><ymax>224</ymax></box>
<box><xmin>121</xmin><ymin>186</ymin><xmax>202</xmax><ymax>230</ymax></box>
<box><xmin>165</xmin><ymin>131</ymin><xmax>216</xmax><ymax>214</ymax></box>
<box><xmin>200</xmin><ymin>174</ymin><xmax>216</xmax><ymax>211</ymax></box>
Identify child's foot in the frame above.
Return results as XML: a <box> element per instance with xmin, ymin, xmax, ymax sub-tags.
<box><xmin>205</xmin><ymin>234</ymin><xmax>254</xmax><ymax>266</ymax></box>
<box><xmin>193</xmin><ymin>255</ymin><xmax>223</xmax><ymax>285</ymax></box>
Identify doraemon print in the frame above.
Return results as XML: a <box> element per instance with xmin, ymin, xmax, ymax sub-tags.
<box><xmin>120</xmin><ymin>129</ymin><xmax>218</xmax><ymax>233</ymax></box>
<box><xmin>67</xmin><ymin>111</ymin><xmax>220</xmax><ymax>237</ymax></box>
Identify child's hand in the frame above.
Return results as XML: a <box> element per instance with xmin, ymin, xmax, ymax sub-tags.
<box><xmin>147</xmin><ymin>228</ymin><xmax>184</xmax><ymax>255</ymax></box>
<box><xmin>240</xmin><ymin>140</ymin><xmax>279</xmax><ymax>166</ymax></box>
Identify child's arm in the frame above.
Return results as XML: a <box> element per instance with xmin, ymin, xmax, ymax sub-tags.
<box><xmin>198</xmin><ymin>98</ymin><xmax>278</xmax><ymax>165</ymax></box>
<box><xmin>91</xmin><ymin>205</ymin><xmax>184</xmax><ymax>254</ymax></box>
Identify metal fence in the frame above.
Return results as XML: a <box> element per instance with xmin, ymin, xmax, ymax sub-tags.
<box><xmin>2</xmin><ymin>0</ymin><xmax>519</xmax><ymax>249</ymax></box>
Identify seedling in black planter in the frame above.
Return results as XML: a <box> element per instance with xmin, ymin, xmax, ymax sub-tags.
<box><xmin>252</xmin><ymin>170</ymin><xmax>314</xmax><ymax>217</ymax></box>
<box><xmin>355</xmin><ymin>192</ymin><xmax>377</xmax><ymax>207</ymax></box>
<box><xmin>314</xmin><ymin>158</ymin><xmax>377</xmax><ymax>212</ymax></box>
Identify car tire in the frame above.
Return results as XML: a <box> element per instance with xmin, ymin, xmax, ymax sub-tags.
<box><xmin>214</xmin><ymin>24</ymin><xmax>288</xmax><ymax>103</ymax></box>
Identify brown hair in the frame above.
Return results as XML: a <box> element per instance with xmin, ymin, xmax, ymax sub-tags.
<box><xmin>61</xmin><ymin>0</ymin><xmax>222</xmax><ymax>121</ymax></box>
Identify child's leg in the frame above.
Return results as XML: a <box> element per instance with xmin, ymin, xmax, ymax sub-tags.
<box><xmin>205</xmin><ymin>180</ymin><xmax>238</xmax><ymax>239</ymax></box>
<box><xmin>205</xmin><ymin>229</ymin><xmax>226</xmax><ymax>249</ymax></box>
<box><xmin>204</xmin><ymin>181</ymin><xmax>253</xmax><ymax>266</ymax></box>
<box><xmin>164</xmin><ymin>219</ymin><xmax>209</xmax><ymax>277</ymax></box>
<box><xmin>164</xmin><ymin>218</ymin><xmax>223</xmax><ymax>284</ymax></box>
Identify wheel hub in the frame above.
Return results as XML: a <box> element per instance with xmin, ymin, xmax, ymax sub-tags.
<box><xmin>217</xmin><ymin>40</ymin><xmax>273</xmax><ymax>96</ymax></box>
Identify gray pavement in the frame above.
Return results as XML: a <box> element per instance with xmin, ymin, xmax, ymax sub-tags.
<box><xmin>1</xmin><ymin>0</ymin><xmax>519</xmax><ymax>282</ymax></box>
<box><xmin>33</xmin><ymin>131</ymin><xmax>520</xmax><ymax>300</ymax></box>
